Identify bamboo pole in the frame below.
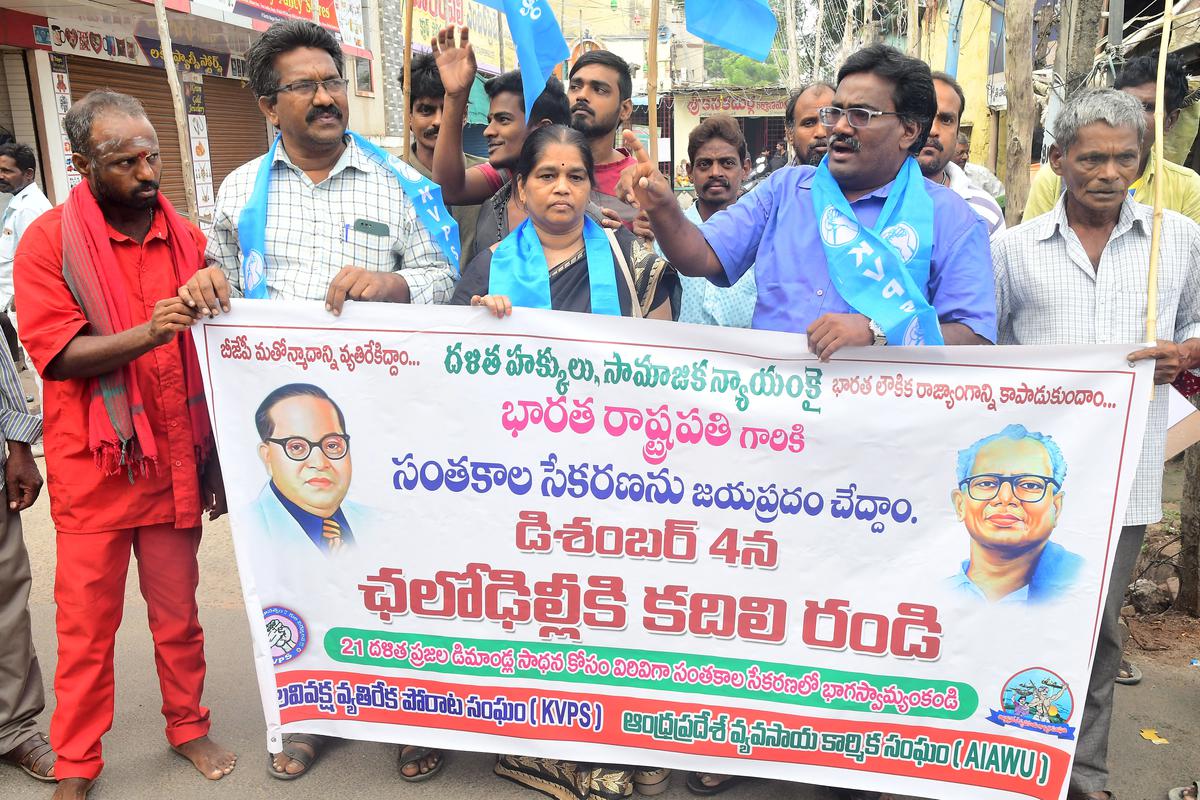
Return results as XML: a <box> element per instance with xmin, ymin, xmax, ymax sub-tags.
<box><xmin>152</xmin><ymin>0</ymin><xmax>199</xmax><ymax>223</ymax></box>
<box><xmin>907</xmin><ymin>0</ymin><xmax>920</xmax><ymax>55</ymax></box>
<box><xmin>1147</xmin><ymin>0</ymin><xmax>1173</xmax><ymax>343</ymax></box>
<box><xmin>813</xmin><ymin>0</ymin><xmax>825</xmax><ymax>78</ymax></box>
<box><xmin>402</xmin><ymin>0</ymin><xmax>415</xmax><ymax>163</ymax></box>
<box><xmin>647</xmin><ymin>0</ymin><xmax>659</xmax><ymax>164</ymax></box>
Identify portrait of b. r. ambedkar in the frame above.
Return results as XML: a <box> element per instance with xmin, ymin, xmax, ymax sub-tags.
<box><xmin>249</xmin><ymin>383</ymin><xmax>368</xmax><ymax>555</ymax></box>
<box><xmin>945</xmin><ymin>424</ymin><xmax>1084</xmax><ymax>604</ymax></box>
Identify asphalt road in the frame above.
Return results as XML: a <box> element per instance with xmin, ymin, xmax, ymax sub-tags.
<box><xmin>1</xmin><ymin>465</ymin><xmax>1197</xmax><ymax>800</ymax></box>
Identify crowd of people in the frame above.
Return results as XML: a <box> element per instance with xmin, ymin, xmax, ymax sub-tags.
<box><xmin>0</xmin><ymin>14</ymin><xmax>1198</xmax><ymax>800</ymax></box>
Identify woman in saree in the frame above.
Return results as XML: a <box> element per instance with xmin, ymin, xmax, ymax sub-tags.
<box><xmin>451</xmin><ymin>124</ymin><xmax>675</xmax><ymax>799</ymax></box>
<box><xmin>451</xmin><ymin>124</ymin><xmax>676</xmax><ymax>319</ymax></box>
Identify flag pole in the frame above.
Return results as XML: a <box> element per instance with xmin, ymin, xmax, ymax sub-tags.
<box><xmin>402</xmin><ymin>0</ymin><xmax>416</xmax><ymax>164</ymax></box>
<box><xmin>647</xmin><ymin>0</ymin><xmax>660</xmax><ymax>164</ymax></box>
<box><xmin>1147</xmin><ymin>0</ymin><xmax>1173</xmax><ymax>343</ymax></box>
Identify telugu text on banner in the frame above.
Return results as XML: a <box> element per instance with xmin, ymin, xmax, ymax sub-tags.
<box><xmin>194</xmin><ymin>301</ymin><xmax>1153</xmax><ymax>800</ymax></box>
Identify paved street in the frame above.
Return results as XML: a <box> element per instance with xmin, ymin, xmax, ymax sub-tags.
<box><xmin>1</xmin><ymin>470</ymin><xmax>1197</xmax><ymax>800</ymax></box>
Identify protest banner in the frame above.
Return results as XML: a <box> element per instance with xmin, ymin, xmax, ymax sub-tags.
<box><xmin>194</xmin><ymin>301</ymin><xmax>1153</xmax><ymax>799</ymax></box>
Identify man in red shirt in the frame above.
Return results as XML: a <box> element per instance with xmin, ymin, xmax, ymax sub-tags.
<box><xmin>13</xmin><ymin>90</ymin><xmax>235</xmax><ymax>800</ymax></box>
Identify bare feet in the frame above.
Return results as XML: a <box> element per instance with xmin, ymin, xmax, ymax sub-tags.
<box><xmin>172</xmin><ymin>735</ymin><xmax>236</xmax><ymax>780</ymax></box>
<box><xmin>51</xmin><ymin>778</ymin><xmax>92</xmax><ymax>799</ymax></box>
<box><xmin>398</xmin><ymin>745</ymin><xmax>443</xmax><ymax>780</ymax></box>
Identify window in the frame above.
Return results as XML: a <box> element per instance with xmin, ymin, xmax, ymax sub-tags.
<box><xmin>355</xmin><ymin>58</ymin><xmax>374</xmax><ymax>96</ymax></box>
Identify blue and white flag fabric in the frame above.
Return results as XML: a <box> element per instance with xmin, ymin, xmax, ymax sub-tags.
<box><xmin>237</xmin><ymin>132</ymin><xmax>460</xmax><ymax>298</ymax></box>
<box><xmin>810</xmin><ymin>156</ymin><xmax>944</xmax><ymax>346</ymax></box>
<box><xmin>684</xmin><ymin>0</ymin><xmax>777</xmax><ymax>62</ymax></box>
<box><xmin>480</xmin><ymin>0</ymin><xmax>570</xmax><ymax>121</ymax></box>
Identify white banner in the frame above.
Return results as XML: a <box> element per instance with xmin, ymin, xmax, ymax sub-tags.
<box><xmin>195</xmin><ymin>301</ymin><xmax>1153</xmax><ymax>800</ymax></box>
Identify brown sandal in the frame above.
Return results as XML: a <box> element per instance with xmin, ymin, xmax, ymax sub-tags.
<box><xmin>2</xmin><ymin>731</ymin><xmax>57</xmax><ymax>782</ymax></box>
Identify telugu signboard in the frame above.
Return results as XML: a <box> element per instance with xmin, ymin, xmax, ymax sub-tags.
<box><xmin>196</xmin><ymin>301</ymin><xmax>1151</xmax><ymax>799</ymax></box>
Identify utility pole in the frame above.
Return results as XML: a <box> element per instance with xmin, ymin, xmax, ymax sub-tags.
<box><xmin>1003</xmin><ymin>0</ymin><xmax>1035</xmax><ymax>226</ymax></box>
<box><xmin>498</xmin><ymin>10</ymin><xmax>506</xmax><ymax>72</ymax></box>
<box><xmin>152</xmin><ymin>0</ymin><xmax>198</xmax><ymax>223</ymax></box>
<box><xmin>813</xmin><ymin>0</ymin><xmax>825</xmax><ymax>79</ymax></box>
<box><xmin>783</xmin><ymin>0</ymin><xmax>800</xmax><ymax>89</ymax></box>
<box><xmin>907</xmin><ymin>0</ymin><xmax>920</xmax><ymax>56</ymax></box>
<box><xmin>862</xmin><ymin>0</ymin><xmax>877</xmax><ymax>46</ymax></box>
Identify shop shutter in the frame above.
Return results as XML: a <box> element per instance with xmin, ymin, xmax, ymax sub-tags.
<box><xmin>202</xmin><ymin>76</ymin><xmax>270</xmax><ymax>192</ymax></box>
<box><xmin>68</xmin><ymin>57</ymin><xmax>187</xmax><ymax>209</ymax></box>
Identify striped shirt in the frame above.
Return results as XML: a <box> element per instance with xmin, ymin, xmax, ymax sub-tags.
<box><xmin>205</xmin><ymin>135</ymin><xmax>455</xmax><ymax>304</ymax></box>
<box><xmin>992</xmin><ymin>194</ymin><xmax>1200</xmax><ymax>525</ymax></box>
<box><xmin>0</xmin><ymin>337</ymin><xmax>42</xmax><ymax>466</ymax></box>
<box><xmin>945</xmin><ymin>162</ymin><xmax>1006</xmax><ymax>240</ymax></box>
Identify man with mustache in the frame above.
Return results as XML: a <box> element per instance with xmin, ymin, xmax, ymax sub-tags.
<box><xmin>177</xmin><ymin>19</ymin><xmax>452</xmax><ymax>785</ymax></box>
<box><xmin>992</xmin><ymin>88</ymin><xmax>1200</xmax><ymax>800</ymax></box>
<box><xmin>626</xmin><ymin>44</ymin><xmax>995</xmax><ymax>363</ymax></box>
<box><xmin>917</xmin><ymin>72</ymin><xmax>1005</xmax><ymax>239</ymax></box>
<box><xmin>0</xmin><ymin>143</ymin><xmax>51</xmax><ymax>372</ymax></box>
<box><xmin>401</xmin><ymin>50</ymin><xmax>486</xmax><ymax>258</ymax></box>
<box><xmin>190</xmin><ymin>20</ymin><xmax>456</xmax><ymax>315</ymax></box>
<box><xmin>674</xmin><ymin>115</ymin><xmax>756</xmax><ymax>327</ymax></box>
<box><xmin>1024</xmin><ymin>53</ymin><xmax>1200</xmax><ymax>225</ymax></box>
<box><xmin>568</xmin><ymin>50</ymin><xmax>638</xmax><ymax>223</ymax></box>
<box><xmin>12</xmin><ymin>89</ymin><xmax>235</xmax><ymax>800</ymax></box>
<box><xmin>784</xmin><ymin>82</ymin><xmax>834</xmax><ymax>167</ymax></box>
<box><xmin>946</xmin><ymin>424</ymin><xmax>1080</xmax><ymax>603</ymax></box>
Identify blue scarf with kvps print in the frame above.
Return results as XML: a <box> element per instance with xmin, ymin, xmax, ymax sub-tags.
<box><xmin>488</xmin><ymin>217</ymin><xmax>621</xmax><ymax>314</ymax></box>
<box><xmin>810</xmin><ymin>156</ymin><xmax>943</xmax><ymax>345</ymax></box>
<box><xmin>237</xmin><ymin>132</ymin><xmax>460</xmax><ymax>299</ymax></box>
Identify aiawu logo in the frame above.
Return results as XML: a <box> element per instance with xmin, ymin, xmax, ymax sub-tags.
<box><xmin>520</xmin><ymin>0</ymin><xmax>542</xmax><ymax>20</ymax></box>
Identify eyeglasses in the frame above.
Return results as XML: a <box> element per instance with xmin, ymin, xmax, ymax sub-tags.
<box><xmin>274</xmin><ymin>78</ymin><xmax>349</xmax><ymax>97</ymax></box>
<box><xmin>959</xmin><ymin>474</ymin><xmax>1060</xmax><ymax>503</ymax></box>
<box><xmin>817</xmin><ymin>106</ymin><xmax>902</xmax><ymax>129</ymax></box>
<box><xmin>266</xmin><ymin>433</ymin><xmax>350</xmax><ymax>461</ymax></box>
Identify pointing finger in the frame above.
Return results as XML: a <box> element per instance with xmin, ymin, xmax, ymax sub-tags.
<box><xmin>623</xmin><ymin>129</ymin><xmax>651</xmax><ymax>165</ymax></box>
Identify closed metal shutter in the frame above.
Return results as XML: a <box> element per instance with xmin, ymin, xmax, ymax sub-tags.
<box><xmin>67</xmin><ymin>57</ymin><xmax>187</xmax><ymax>208</ymax></box>
<box><xmin>202</xmin><ymin>76</ymin><xmax>270</xmax><ymax>192</ymax></box>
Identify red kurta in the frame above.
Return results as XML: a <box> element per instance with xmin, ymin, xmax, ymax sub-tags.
<box><xmin>14</xmin><ymin>206</ymin><xmax>204</xmax><ymax>533</ymax></box>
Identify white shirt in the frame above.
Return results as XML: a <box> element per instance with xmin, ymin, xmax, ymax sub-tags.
<box><xmin>992</xmin><ymin>194</ymin><xmax>1200</xmax><ymax>525</ymax></box>
<box><xmin>0</xmin><ymin>181</ymin><xmax>52</xmax><ymax>308</ymax></box>
<box><xmin>205</xmin><ymin>135</ymin><xmax>454</xmax><ymax>304</ymax></box>
<box><xmin>944</xmin><ymin>161</ymin><xmax>1006</xmax><ymax>241</ymax></box>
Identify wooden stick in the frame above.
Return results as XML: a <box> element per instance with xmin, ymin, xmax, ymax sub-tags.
<box><xmin>1147</xmin><ymin>0</ymin><xmax>1173</xmax><ymax>343</ymax></box>
<box><xmin>402</xmin><ymin>0</ymin><xmax>416</xmax><ymax>164</ymax></box>
<box><xmin>152</xmin><ymin>0</ymin><xmax>199</xmax><ymax>223</ymax></box>
<box><xmin>647</xmin><ymin>0</ymin><xmax>659</xmax><ymax>164</ymax></box>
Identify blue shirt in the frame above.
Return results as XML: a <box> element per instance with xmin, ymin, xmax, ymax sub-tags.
<box><xmin>698</xmin><ymin>165</ymin><xmax>997</xmax><ymax>340</ymax></box>
<box><xmin>945</xmin><ymin>540</ymin><xmax>1085</xmax><ymax>605</ymax></box>
<box><xmin>270</xmin><ymin>482</ymin><xmax>356</xmax><ymax>552</ymax></box>
<box><xmin>671</xmin><ymin>203</ymin><xmax>758</xmax><ymax>328</ymax></box>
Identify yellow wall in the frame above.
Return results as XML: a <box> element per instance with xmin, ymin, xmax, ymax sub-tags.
<box><xmin>924</xmin><ymin>0</ymin><xmax>996</xmax><ymax>167</ymax></box>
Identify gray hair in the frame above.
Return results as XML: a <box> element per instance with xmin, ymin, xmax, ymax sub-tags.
<box><xmin>1053</xmin><ymin>88</ymin><xmax>1145</xmax><ymax>153</ymax></box>
<box><xmin>64</xmin><ymin>90</ymin><xmax>148</xmax><ymax>159</ymax></box>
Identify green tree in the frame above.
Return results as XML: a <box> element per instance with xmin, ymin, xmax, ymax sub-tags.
<box><xmin>703</xmin><ymin>45</ymin><xmax>781</xmax><ymax>86</ymax></box>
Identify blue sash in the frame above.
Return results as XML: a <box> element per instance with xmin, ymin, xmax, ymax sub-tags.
<box><xmin>236</xmin><ymin>132</ymin><xmax>460</xmax><ymax>299</ymax></box>
<box><xmin>488</xmin><ymin>217</ymin><xmax>621</xmax><ymax>315</ymax></box>
<box><xmin>811</xmin><ymin>156</ymin><xmax>943</xmax><ymax>345</ymax></box>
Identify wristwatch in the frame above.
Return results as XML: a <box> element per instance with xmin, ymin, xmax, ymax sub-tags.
<box><xmin>867</xmin><ymin>319</ymin><xmax>888</xmax><ymax>347</ymax></box>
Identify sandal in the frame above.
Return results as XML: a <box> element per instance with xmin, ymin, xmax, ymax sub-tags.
<box><xmin>267</xmin><ymin>732</ymin><xmax>323</xmax><ymax>780</ymax></box>
<box><xmin>634</xmin><ymin>767</ymin><xmax>671</xmax><ymax>796</ymax></box>
<box><xmin>1115</xmin><ymin>659</ymin><xmax>1142</xmax><ymax>685</ymax></box>
<box><xmin>685</xmin><ymin>772</ymin><xmax>751</xmax><ymax>796</ymax></box>
<box><xmin>1169</xmin><ymin>782</ymin><xmax>1198</xmax><ymax>800</ymax></box>
<box><xmin>1</xmin><ymin>731</ymin><xmax>56</xmax><ymax>782</ymax></box>
<box><xmin>398</xmin><ymin>744</ymin><xmax>445</xmax><ymax>782</ymax></box>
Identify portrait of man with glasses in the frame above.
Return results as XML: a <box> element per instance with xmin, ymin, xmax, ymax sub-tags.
<box><xmin>946</xmin><ymin>424</ymin><xmax>1083</xmax><ymax>605</ymax></box>
<box><xmin>249</xmin><ymin>382</ymin><xmax>363</xmax><ymax>556</ymax></box>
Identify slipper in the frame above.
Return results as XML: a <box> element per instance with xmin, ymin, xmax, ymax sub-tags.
<box><xmin>685</xmin><ymin>772</ymin><xmax>751</xmax><ymax>796</ymax></box>
<box><xmin>267</xmin><ymin>733</ymin><xmax>322</xmax><ymax>781</ymax></box>
<box><xmin>635</xmin><ymin>767</ymin><xmax>671</xmax><ymax>796</ymax></box>
<box><xmin>1168</xmin><ymin>781</ymin><xmax>1198</xmax><ymax>800</ymax></box>
<box><xmin>1</xmin><ymin>731</ymin><xmax>56</xmax><ymax>782</ymax></box>
<box><xmin>398</xmin><ymin>744</ymin><xmax>445</xmax><ymax>783</ymax></box>
<box><xmin>1115</xmin><ymin>660</ymin><xmax>1142</xmax><ymax>686</ymax></box>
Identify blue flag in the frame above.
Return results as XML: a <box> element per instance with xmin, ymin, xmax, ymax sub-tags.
<box><xmin>685</xmin><ymin>0</ymin><xmax>777</xmax><ymax>62</ymax></box>
<box><xmin>490</xmin><ymin>0</ymin><xmax>570</xmax><ymax>121</ymax></box>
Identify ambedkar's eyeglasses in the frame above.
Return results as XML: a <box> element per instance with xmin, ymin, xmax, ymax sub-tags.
<box><xmin>265</xmin><ymin>433</ymin><xmax>350</xmax><ymax>461</ymax></box>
